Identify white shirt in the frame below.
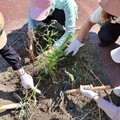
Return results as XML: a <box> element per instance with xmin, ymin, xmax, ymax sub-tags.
<box><xmin>98</xmin><ymin>98</ymin><xmax>120</xmax><ymax>120</ymax></box>
<box><xmin>90</xmin><ymin>7</ymin><xmax>103</xmax><ymax>24</ymax></box>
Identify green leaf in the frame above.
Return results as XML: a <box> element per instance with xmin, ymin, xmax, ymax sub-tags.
<box><xmin>49</xmin><ymin>61</ymin><xmax>56</xmax><ymax>67</ymax></box>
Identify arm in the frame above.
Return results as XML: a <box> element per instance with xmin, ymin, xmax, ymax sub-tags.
<box><xmin>65</xmin><ymin>7</ymin><xmax>102</xmax><ymax>56</ymax></box>
<box><xmin>80</xmin><ymin>85</ymin><xmax>120</xmax><ymax>120</ymax></box>
<box><xmin>64</xmin><ymin>18</ymin><xmax>95</xmax><ymax>56</ymax></box>
<box><xmin>0</xmin><ymin>12</ymin><xmax>40</xmax><ymax>93</ymax></box>
<box><xmin>0</xmin><ymin>44</ymin><xmax>23</xmax><ymax>71</ymax></box>
<box><xmin>53</xmin><ymin>0</ymin><xmax>78</xmax><ymax>49</ymax></box>
<box><xmin>28</xmin><ymin>9</ymin><xmax>37</xmax><ymax>29</ymax></box>
<box><xmin>94</xmin><ymin>96</ymin><xmax>119</xmax><ymax>120</ymax></box>
<box><xmin>77</xmin><ymin>18</ymin><xmax>95</xmax><ymax>42</ymax></box>
<box><xmin>0</xmin><ymin>44</ymin><xmax>37</xmax><ymax>91</ymax></box>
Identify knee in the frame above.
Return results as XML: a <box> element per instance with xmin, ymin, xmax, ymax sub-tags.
<box><xmin>98</xmin><ymin>21</ymin><xmax>120</xmax><ymax>43</ymax></box>
<box><xmin>98</xmin><ymin>28</ymin><xmax>118</xmax><ymax>44</ymax></box>
<box><xmin>98</xmin><ymin>29</ymin><xmax>112</xmax><ymax>41</ymax></box>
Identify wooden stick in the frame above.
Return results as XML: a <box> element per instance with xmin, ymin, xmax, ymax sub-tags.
<box><xmin>0</xmin><ymin>103</ymin><xmax>21</xmax><ymax>110</ymax></box>
<box><xmin>64</xmin><ymin>85</ymin><xmax>111</xmax><ymax>94</ymax></box>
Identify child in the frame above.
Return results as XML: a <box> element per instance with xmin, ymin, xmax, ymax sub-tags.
<box><xmin>0</xmin><ymin>12</ymin><xmax>40</xmax><ymax>93</ymax></box>
<box><xmin>27</xmin><ymin>0</ymin><xmax>78</xmax><ymax>59</ymax></box>
<box><xmin>65</xmin><ymin>0</ymin><xmax>120</xmax><ymax>56</ymax></box>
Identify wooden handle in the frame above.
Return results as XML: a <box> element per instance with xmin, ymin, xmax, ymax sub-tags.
<box><xmin>0</xmin><ymin>103</ymin><xmax>21</xmax><ymax>110</ymax></box>
<box><xmin>64</xmin><ymin>85</ymin><xmax>111</xmax><ymax>94</ymax></box>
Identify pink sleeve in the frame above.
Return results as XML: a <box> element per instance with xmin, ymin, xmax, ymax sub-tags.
<box><xmin>97</xmin><ymin>98</ymin><xmax>120</xmax><ymax>120</ymax></box>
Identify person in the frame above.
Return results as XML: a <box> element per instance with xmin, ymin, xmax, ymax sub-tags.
<box><xmin>27</xmin><ymin>0</ymin><xmax>78</xmax><ymax>60</ymax></box>
<box><xmin>80</xmin><ymin>85</ymin><xmax>120</xmax><ymax>120</ymax></box>
<box><xmin>111</xmin><ymin>46</ymin><xmax>120</xmax><ymax>64</ymax></box>
<box><xmin>110</xmin><ymin>46</ymin><xmax>120</xmax><ymax>97</ymax></box>
<box><xmin>0</xmin><ymin>12</ymin><xmax>40</xmax><ymax>94</ymax></box>
<box><xmin>65</xmin><ymin>0</ymin><xmax>120</xmax><ymax>56</ymax></box>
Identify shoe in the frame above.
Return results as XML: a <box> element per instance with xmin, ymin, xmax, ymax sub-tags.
<box><xmin>113</xmin><ymin>86</ymin><xmax>120</xmax><ymax>97</ymax></box>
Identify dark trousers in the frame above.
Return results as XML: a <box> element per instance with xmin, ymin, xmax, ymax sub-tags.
<box><xmin>0</xmin><ymin>44</ymin><xmax>22</xmax><ymax>70</ymax></box>
<box><xmin>43</xmin><ymin>8</ymin><xmax>65</xmax><ymax>26</ymax></box>
<box><xmin>98</xmin><ymin>20</ymin><xmax>120</xmax><ymax>45</ymax></box>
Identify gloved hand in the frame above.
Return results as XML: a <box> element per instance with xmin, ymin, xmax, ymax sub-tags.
<box><xmin>65</xmin><ymin>39</ymin><xmax>82</xmax><ymax>56</ymax></box>
<box><xmin>113</xmin><ymin>86</ymin><xmax>120</xmax><ymax>97</ymax></box>
<box><xmin>20</xmin><ymin>72</ymin><xmax>34</xmax><ymax>89</ymax></box>
<box><xmin>20</xmin><ymin>72</ymin><xmax>41</xmax><ymax>94</ymax></box>
<box><xmin>80</xmin><ymin>85</ymin><xmax>98</xmax><ymax>99</ymax></box>
<box><xmin>111</xmin><ymin>16</ymin><xmax>120</xmax><ymax>24</ymax></box>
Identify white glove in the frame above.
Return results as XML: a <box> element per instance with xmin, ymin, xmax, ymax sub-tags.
<box><xmin>20</xmin><ymin>72</ymin><xmax>34</xmax><ymax>89</ymax></box>
<box><xmin>113</xmin><ymin>86</ymin><xmax>120</xmax><ymax>97</ymax></box>
<box><xmin>111</xmin><ymin>16</ymin><xmax>120</xmax><ymax>24</ymax></box>
<box><xmin>80</xmin><ymin>85</ymin><xmax>98</xmax><ymax>99</ymax></box>
<box><xmin>65</xmin><ymin>39</ymin><xmax>82</xmax><ymax>56</ymax></box>
<box><xmin>20</xmin><ymin>72</ymin><xmax>41</xmax><ymax>94</ymax></box>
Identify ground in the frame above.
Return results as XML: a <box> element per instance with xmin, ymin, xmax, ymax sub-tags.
<box><xmin>1</xmin><ymin>0</ymin><xmax>120</xmax><ymax>119</ymax></box>
<box><xmin>0</xmin><ymin>28</ymin><xmax>120</xmax><ymax>120</ymax></box>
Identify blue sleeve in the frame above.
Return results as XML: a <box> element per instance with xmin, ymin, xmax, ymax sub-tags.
<box><xmin>53</xmin><ymin>0</ymin><xmax>78</xmax><ymax>48</ymax></box>
<box><xmin>28</xmin><ymin>10</ymin><xmax>37</xmax><ymax>29</ymax></box>
<box><xmin>63</xmin><ymin>0</ymin><xmax>78</xmax><ymax>35</ymax></box>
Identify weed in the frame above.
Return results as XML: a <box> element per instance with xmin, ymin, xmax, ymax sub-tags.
<box><xmin>45</xmin><ymin>34</ymin><xmax>71</xmax><ymax>77</ymax></box>
<box><xmin>18</xmin><ymin>102</ymin><xmax>29</xmax><ymax>120</ymax></box>
<box><xmin>34</xmin><ymin>22</ymin><xmax>61</xmax><ymax>53</ymax></box>
<box><xmin>34</xmin><ymin>22</ymin><xmax>95</xmax><ymax>86</ymax></box>
<box><xmin>64</xmin><ymin>69</ymin><xmax>75</xmax><ymax>86</ymax></box>
<box><xmin>18</xmin><ymin>80</ymin><xmax>41</xmax><ymax>120</ymax></box>
<box><xmin>35</xmin><ymin>22</ymin><xmax>71</xmax><ymax>78</ymax></box>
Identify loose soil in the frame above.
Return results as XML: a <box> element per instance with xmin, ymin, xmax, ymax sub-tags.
<box><xmin>0</xmin><ymin>31</ymin><xmax>120</xmax><ymax>120</ymax></box>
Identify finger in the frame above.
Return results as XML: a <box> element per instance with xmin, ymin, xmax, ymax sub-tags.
<box><xmin>80</xmin><ymin>85</ymin><xmax>83</xmax><ymax>91</ymax></box>
<box><xmin>84</xmin><ymin>85</ymin><xmax>90</xmax><ymax>90</ymax></box>
<box><xmin>83</xmin><ymin>85</ymin><xmax>87</xmax><ymax>90</ymax></box>
<box><xmin>72</xmin><ymin>50</ymin><xmax>78</xmax><ymax>56</ymax></box>
<box><xmin>81</xmin><ymin>43</ymin><xmax>85</xmax><ymax>47</ymax></box>
<box><xmin>64</xmin><ymin>48</ymin><xmax>68</xmax><ymax>53</ymax></box>
<box><xmin>65</xmin><ymin>50</ymin><xmax>69</xmax><ymax>56</ymax></box>
<box><xmin>65</xmin><ymin>49</ymin><xmax>73</xmax><ymax>56</ymax></box>
<box><xmin>36</xmin><ymin>89</ymin><xmax>41</xmax><ymax>94</ymax></box>
<box><xmin>31</xmin><ymin>87</ymin><xmax>41</xmax><ymax>94</ymax></box>
<box><xmin>90</xmin><ymin>84</ymin><xmax>93</xmax><ymax>88</ymax></box>
<box><xmin>28</xmin><ymin>75</ymin><xmax>32</xmax><ymax>79</ymax></box>
<box><xmin>87</xmin><ymin>85</ymin><xmax>91</xmax><ymax>89</ymax></box>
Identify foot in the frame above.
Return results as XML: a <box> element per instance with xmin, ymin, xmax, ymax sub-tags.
<box><xmin>113</xmin><ymin>86</ymin><xmax>120</xmax><ymax>97</ymax></box>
